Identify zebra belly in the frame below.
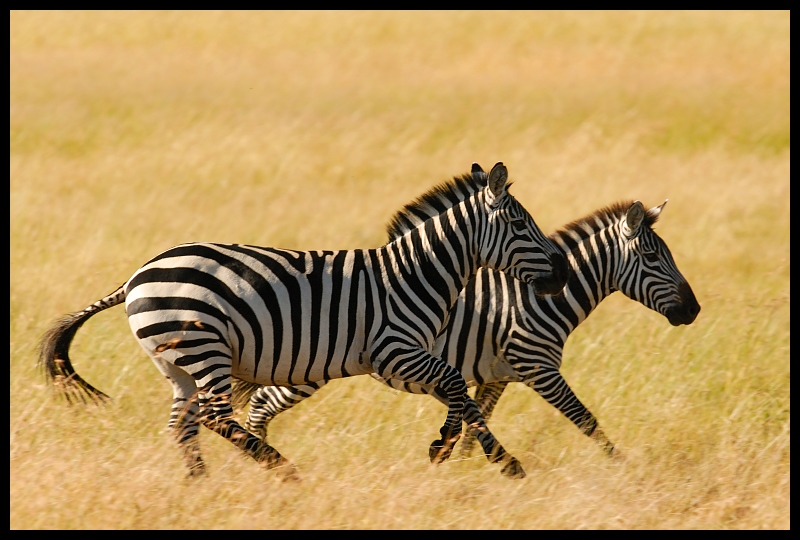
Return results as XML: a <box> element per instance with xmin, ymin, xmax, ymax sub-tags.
<box><xmin>244</xmin><ymin>348</ymin><xmax>374</xmax><ymax>386</ymax></box>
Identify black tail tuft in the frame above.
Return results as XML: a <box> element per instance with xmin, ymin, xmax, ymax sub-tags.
<box><xmin>38</xmin><ymin>311</ymin><xmax>110</xmax><ymax>404</ymax></box>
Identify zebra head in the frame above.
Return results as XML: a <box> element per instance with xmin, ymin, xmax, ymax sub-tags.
<box><xmin>476</xmin><ymin>162</ymin><xmax>569</xmax><ymax>296</ymax></box>
<box><xmin>616</xmin><ymin>200</ymin><xmax>700</xmax><ymax>326</ymax></box>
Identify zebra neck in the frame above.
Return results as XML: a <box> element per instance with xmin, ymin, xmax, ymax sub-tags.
<box><xmin>528</xmin><ymin>228</ymin><xmax>619</xmax><ymax>334</ymax></box>
<box><xmin>383</xmin><ymin>211</ymin><xmax>479</xmax><ymax>316</ymax></box>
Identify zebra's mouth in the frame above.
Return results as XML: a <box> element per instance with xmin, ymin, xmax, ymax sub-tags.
<box><xmin>530</xmin><ymin>251</ymin><xmax>569</xmax><ymax>296</ymax></box>
<box><xmin>665</xmin><ymin>283</ymin><xmax>701</xmax><ymax>326</ymax></box>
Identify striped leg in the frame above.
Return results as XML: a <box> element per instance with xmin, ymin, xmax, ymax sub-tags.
<box><xmin>371</xmin><ymin>372</ymin><xmax>525</xmax><ymax>478</ymax></box>
<box><xmin>152</xmin><ymin>357</ymin><xmax>206</xmax><ymax>476</ymax></box>
<box><xmin>425</xmin><ymin>363</ymin><xmax>466</xmax><ymax>464</ymax></box>
<box><xmin>461</xmin><ymin>397</ymin><xmax>525</xmax><ymax>478</ymax></box>
<box><xmin>170</xmin><ymin>396</ymin><xmax>206</xmax><ymax>475</ymax></box>
<box><xmin>529</xmin><ymin>368</ymin><xmax>616</xmax><ymax>456</ymax></box>
<box><xmin>414</xmin><ymin>381</ymin><xmax>524</xmax><ymax>477</ymax></box>
<box><xmin>461</xmin><ymin>382</ymin><xmax>509</xmax><ymax>457</ymax></box>
<box><xmin>153</xmin><ymin>339</ymin><xmax>299</xmax><ymax>480</ymax></box>
<box><xmin>195</xmin><ymin>371</ymin><xmax>299</xmax><ymax>481</ymax></box>
<box><xmin>245</xmin><ymin>381</ymin><xmax>328</xmax><ymax>442</ymax></box>
<box><xmin>373</xmin><ymin>349</ymin><xmax>468</xmax><ymax>464</ymax></box>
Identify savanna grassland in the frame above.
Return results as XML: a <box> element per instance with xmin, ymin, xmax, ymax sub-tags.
<box><xmin>10</xmin><ymin>11</ymin><xmax>789</xmax><ymax>529</ymax></box>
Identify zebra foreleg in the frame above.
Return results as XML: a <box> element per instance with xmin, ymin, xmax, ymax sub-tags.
<box><xmin>528</xmin><ymin>369</ymin><xmax>617</xmax><ymax>457</ymax></box>
<box><xmin>245</xmin><ymin>381</ymin><xmax>328</xmax><ymax>442</ymax></box>
<box><xmin>379</xmin><ymin>377</ymin><xmax>524</xmax><ymax>477</ymax></box>
<box><xmin>460</xmin><ymin>382</ymin><xmax>509</xmax><ymax>457</ymax></box>
<box><xmin>424</xmin><ymin>363</ymin><xmax>469</xmax><ymax>465</ymax></box>
<box><xmin>422</xmin><ymin>381</ymin><xmax>524</xmax><ymax>477</ymax></box>
<box><xmin>461</xmin><ymin>396</ymin><xmax>526</xmax><ymax>479</ymax></box>
<box><xmin>371</xmin><ymin>372</ymin><xmax>523</xmax><ymax>477</ymax></box>
<box><xmin>375</xmin><ymin>352</ymin><xmax>467</xmax><ymax>465</ymax></box>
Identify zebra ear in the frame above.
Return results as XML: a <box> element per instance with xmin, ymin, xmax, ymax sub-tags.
<box><xmin>648</xmin><ymin>199</ymin><xmax>668</xmax><ymax>219</ymax></box>
<box><xmin>624</xmin><ymin>200</ymin><xmax>646</xmax><ymax>236</ymax></box>
<box><xmin>471</xmin><ymin>162</ymin><xmax>487</xmax><ymax>184</ymax></box>
<box><xmin>487</xmin><ymin>162</ymin><xmax>509</xmax><ymax>202</ymax></box>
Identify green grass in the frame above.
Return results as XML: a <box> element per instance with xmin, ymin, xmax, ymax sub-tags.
<box><xmin>10</xmin><ymin>10</ymin><xmax>789</xmax><ymax>529</ymax></box>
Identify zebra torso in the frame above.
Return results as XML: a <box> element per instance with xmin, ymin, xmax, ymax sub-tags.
<box><xmin>125</xmin><ymin>229</ymin><xmax>487</xmax><ymax>388</ymax></box>
<box><xmin>390</xmin><ymin>236</ymin><xmax>598</xmax><ymax>393</ymax></box>
<box><xmin>125</xmin><ymin>244</ymin><xmax>383</xmax><ymax>385</ymax></box>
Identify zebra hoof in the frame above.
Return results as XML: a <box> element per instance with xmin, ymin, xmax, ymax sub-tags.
<box><xmin>429</xmin><ymin>437</ymin><xmax>458</xmax><ymax>464</ymax></box>
<box><xmin>601</xmin><ymin>440</ymin><xmax>618</xmax><ymax>457</ymax></box>
<box><xmin>607</xmin><ymin>447</ymin><xmax>625</xmax><ymax>462</ymax></box>
<box><xmin>429</xmin><ymin>439</ymin><xmax>448</xmax><ymax>463</ymax></box>
<box><xmin>278</xmin><ymin>463</ymin><xmax>301</xmax><ymax>483</ymax></box>
<box><xmin>500</xmin><ymin>457</ymin><xmax>526</xmax><ymax>479</ymax></box>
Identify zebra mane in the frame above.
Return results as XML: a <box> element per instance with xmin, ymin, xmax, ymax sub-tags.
<box><xmin>386</xmin><ymin>169</ymin><xmax>491</xmax><ymax>241</ymax></box>
<box><xmin>551</xmin><ymin>199</ymin><xmax>661</xmax><ymax>249</ymax></box>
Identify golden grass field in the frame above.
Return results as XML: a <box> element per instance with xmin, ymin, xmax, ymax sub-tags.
<box><xmin>10</xmin><ymin>11</ymin><xmax>789</xmax><ymax>529</ymax></box>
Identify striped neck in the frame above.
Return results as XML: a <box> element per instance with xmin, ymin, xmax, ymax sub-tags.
<box><xmin>384</xmin><ymin>202</ymin><xmax>482</xmax><ymax>312</ymax></box>
<box><xmin>527</xmin><ymin>210</ymin><xmax>628</xmax><ymax>333</ymax></box>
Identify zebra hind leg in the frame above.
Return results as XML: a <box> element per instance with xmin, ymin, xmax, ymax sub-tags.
<box><xmin>151</xmin><ymin>357</ymin><xmax>207</xmax><ymax>476</ymax></box>
<box><xmin>580</xmin><ymin>417</ymin><xmax>620</xmax><ymax>460</ymax></box>
<box><xmin>146</xmin><ymin>332</ymin><xmax>298</xmax><ymax>479</ymax></box>
<box><xmin>199</xmin><ymin>387</ymin><xmax>300</xmax><ymax>482</ymax></box>
<box><xmin>170</xmin><ymin>395</ymin><xmax>206</xmax><ymax>476</ymax></box>
<box><xmin>245</xmin><ymin>381</ymin><xmax>328</xmax><ymax>442</ymax></box>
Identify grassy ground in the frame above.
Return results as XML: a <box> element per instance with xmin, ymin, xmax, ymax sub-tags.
<box><xmin>10</xmin><ymin>11</ymin><xmax>789</xmax><ymax>529</ymax></box>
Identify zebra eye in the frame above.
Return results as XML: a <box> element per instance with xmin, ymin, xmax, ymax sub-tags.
<box><xmin>642</xmin><ymin>251</ymin><xmax>659</xmax><ymax>262</ymax></box>
<box><xmin>511</xmin><ymin>219</ymin><xmax>527</xmax><ymax>232</ymax></box>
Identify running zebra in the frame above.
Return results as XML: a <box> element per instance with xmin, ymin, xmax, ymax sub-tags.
<box><xmin>238</xmin><ymin>198</ymin><xmax>700</xmax><ymax>461</ymax></box>
<box><xmin>39</xmin><ymin>162</ymin><xmax>569</xmax><ymax>480</ymax></box>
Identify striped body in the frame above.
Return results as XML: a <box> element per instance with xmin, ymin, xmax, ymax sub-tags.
<box><xmin>39</xmin><ymin>162</ymin><xmax>568</xmax><ymax>479</ymax></box>
<box><xmin>242</xmin><ymin>200</ymin><xmax>700</xmax><ymax>459</ymax></box>
<box><xmin>127</xmin><ymin>245</ymin><xmax>382</xmax><ymax>387</ymax></box>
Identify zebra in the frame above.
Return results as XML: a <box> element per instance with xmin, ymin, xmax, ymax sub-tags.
<box><xmin>39</xmin><ymin>162</ymin><xmax>569</xmax><ymax>480</ymax></box>
<box><xmin>237</xmin><ymin>198</ymin><xmax>700</xmax><ymax>462</ymax></box>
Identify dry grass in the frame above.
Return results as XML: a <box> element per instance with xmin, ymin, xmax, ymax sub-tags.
<box><xmin>10</xmin><ymin>10</ymin><xmax>789</xmax><ymax>529</ymax></box>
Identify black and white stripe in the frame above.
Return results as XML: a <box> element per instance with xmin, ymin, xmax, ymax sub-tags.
<box><xmin>241</xmin><ymin>199</ymin><xmax>700</xmax><ymax>461</ymax></box>
<box><xmin>39</xmin><ymin>162</ymin><xmax>568</xmax><ymax>479</ymax></box>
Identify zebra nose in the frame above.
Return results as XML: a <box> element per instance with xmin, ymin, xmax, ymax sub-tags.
<box><xmin>678</xmin><ymin>282</ymin><xmax>700</xmax><ymax>323</ymax></box>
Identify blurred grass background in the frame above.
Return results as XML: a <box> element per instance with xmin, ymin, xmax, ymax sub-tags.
<box><xmin>10</xmin><ymin>10</ymin><xmax>789</xmax><ymax>529</ymax></box>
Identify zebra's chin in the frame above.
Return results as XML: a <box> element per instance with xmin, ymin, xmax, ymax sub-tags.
<box><xmin>666</xmin><ymin>310</ymin><xmax>698</xmax><ymax>326</ymax></box>
<box><xmin>665</xmin><ymin>303</ymin><xmax>700</xmax><ymax>326</ymax></box>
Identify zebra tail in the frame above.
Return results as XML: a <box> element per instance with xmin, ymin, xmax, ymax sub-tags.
<box><xmin>38</xmin><ymin>285</ymin><xmax>126</xmax><ymax>404</ymax></box>
<box><xmin>230</xmin><ymin>378</ymin><xmax>263</xmax><ymax>412</ymax></box>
